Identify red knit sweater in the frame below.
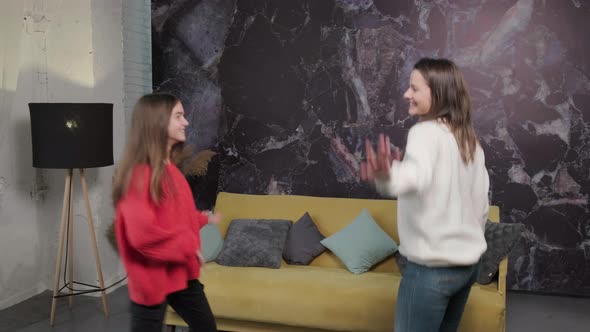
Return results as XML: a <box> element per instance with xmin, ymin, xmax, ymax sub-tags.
<box><xmin>115</xmin><ymin>163</ymin><xmax>208</xmax><ymax>305</ymax></box>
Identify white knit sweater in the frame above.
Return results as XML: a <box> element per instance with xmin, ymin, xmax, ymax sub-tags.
<box><xmin>375</xmin><ymin>120</ymin><xmax>489</xmax><ymax>267</ymax></box>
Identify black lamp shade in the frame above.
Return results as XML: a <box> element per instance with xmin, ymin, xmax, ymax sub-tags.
<box><xmin>29</xmin><ymin>103</ymin><xmax>114</xmax><ymax>169</ymax></box>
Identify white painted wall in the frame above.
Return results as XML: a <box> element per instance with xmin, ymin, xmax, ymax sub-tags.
<box><xmin>0</xmin><ymin>0</ymin><xmax>152</xmax><ymax>310</ymax></box>
<box><xmin>0</xmin><ymin>0</ymin><xmax>46</xmax><ymax>310</ymax></box>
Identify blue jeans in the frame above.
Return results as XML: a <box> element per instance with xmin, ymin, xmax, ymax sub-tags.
<box><xmin>394</xmin><ymin>261</ymin><xmax>479</xmax><ymax>332</ymax></box>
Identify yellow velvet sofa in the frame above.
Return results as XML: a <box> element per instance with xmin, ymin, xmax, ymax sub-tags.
<box><xmin>165</xmin><ymin>192</ymin><xmax>506</xmax><ymax>332</ymax></box>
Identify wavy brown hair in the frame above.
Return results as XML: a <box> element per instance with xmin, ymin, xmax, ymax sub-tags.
<box><xmin>414</xmin><ymin>58</ymin><xmax>479</xmax><ymax>164</ymax></box>
<box><xmin>112</xmin><ymin>93</ymin><xmax>183</xmax><ymax>205</ymax></box>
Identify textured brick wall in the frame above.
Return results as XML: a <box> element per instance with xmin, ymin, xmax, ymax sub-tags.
<box><xmin>123</xmin><ymin>0</ymin><xmax>152</xmax><ymax>122</ymax></box>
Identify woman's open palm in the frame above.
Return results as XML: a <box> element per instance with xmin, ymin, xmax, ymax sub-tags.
<box><xmin>360</xmin><ymin>133</ymin><xmax>400</xmax><ymax>182</ymax></box>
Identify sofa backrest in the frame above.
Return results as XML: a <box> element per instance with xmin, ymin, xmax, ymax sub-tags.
<box><xmin>214</xmin><ymin>192</ymin><xmax>500</xmax><ymax>273</ymax></box>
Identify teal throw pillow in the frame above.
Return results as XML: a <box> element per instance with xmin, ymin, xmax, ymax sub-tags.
<box><xmin>320</xmin><ymin>209</ymin><xmax>398</xmax><ymax>274</ymax></box>
<box><xmin>200</xmin><ymin>223</ymin><xmax>224</xmax><ymax>262</ymax></box>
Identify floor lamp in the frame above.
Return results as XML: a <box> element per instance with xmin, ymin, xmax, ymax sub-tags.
<box><xmin>29</xmin><ymin>103</ymin><xmax>113</xmax><ymax>326</ymax></box>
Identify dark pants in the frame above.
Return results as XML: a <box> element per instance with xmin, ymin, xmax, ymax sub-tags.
<box><xmin>130</xmin><ymin>279</ymin><xmax>217</xmax><ymax>332</ymax></box>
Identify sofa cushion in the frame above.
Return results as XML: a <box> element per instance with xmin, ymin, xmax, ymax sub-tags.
<box><xmin>199</xmin><ymin>263</ymin><xmax>398</xmax><ymax>332</ymax></box>
<box><xmin>216</xmin><ymin>219</ymin><xmax>292</xmax><ymax>269</ymax></box>
<box><xmin>177</xmin><ymin>262</ymin><xmax>505</xmax><ymax>332</ymax></box>
<box><xmin>477</xmin><ymin>220</ymin><xmax>525</xmax><ymax>284</ymax></box>
<box><xmin>282</xmin><ymin>212</ymin><xmax>326</xmax><ymax>265</ymax></box>
<box><xmin>320</xmin><ymin>209</ymin><xmax>398</xmax><ymax>274</ymax></box>
<box><xmin>200</xmin><ymin>224</ymin><xmax>224</xmax><ymax>262</ymax></box>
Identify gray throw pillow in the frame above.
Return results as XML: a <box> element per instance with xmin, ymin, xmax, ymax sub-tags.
<box><xmin>477</xmin><ymin>220</ymin><xmax>525</xmax><ymax>285</ymax></box>
<box><xmin>216</xmin><ymin>219</ymin><xmax>292</xmax><ymax>269</ymax></box>
<box><xmin>282</xmin><ymin>212</ymin><xmax>326</xmax><ymax>265</ymax></box>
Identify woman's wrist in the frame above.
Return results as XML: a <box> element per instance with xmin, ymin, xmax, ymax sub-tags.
<box><xmin>204</xmin><ymin>210</ymin><xmax>213</xmax><ymax>223</ymax></box>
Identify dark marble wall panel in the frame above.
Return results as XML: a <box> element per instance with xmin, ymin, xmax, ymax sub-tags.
<box><xmin>152</xmin><ymin>0</ymin><xmax>236</xmax><ymax>209</ymax></box>
<box><xmin>153</xmin><ymin>0</ymin><xmax>590</xmax><ymax>296</ymax></box>
<box><xmin>152</xmin><ymin>0</ymin><xmax>235</xmax><ymax>153</ymax></box>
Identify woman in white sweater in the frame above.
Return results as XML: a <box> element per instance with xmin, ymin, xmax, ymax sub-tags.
<box><xmin>361</xmin><ymin>58</ymin><xmax>490</xmax><ymax>332</ymax></box>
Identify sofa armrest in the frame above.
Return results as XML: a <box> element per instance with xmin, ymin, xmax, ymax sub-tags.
<box><xmin>498</xmin><ymin>256</ymin><xmax>507</xmax><ymax>298</ymax></box>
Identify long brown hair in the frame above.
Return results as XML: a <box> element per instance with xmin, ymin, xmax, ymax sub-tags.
<box><xmin>414</xmin><ymin>58</ymin><xmax>479</xmax><ymax>164</ymax></box>
<box><xmin>112</xmin><ymin>93</ymin><xmax>183</xmax><ymax>205</ymax></box>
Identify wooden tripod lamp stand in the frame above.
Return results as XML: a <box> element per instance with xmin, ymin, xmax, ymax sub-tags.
<box><xmin>29</xmin><ymin>103</ymin><xmax>113</xmax><ymax>326</ymax></box>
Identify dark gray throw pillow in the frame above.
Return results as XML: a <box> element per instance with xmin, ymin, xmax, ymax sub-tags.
<box><xmin>477</xmin><ymin>220</ymin><xmax>525</xmax><ymax>285</ymax></box>
<box><xmin>282</xmin><ymin>212</ymin><xmax>326</xmax><ymax>265</ymax></box>
<box><xmin>395</xmin><ymin>252</ymin><xmax>408</xmax><ymax>275</ymax></box>
<box><xmin>216</xmin><ymin>219</ymin><xmax>292</xmax><ymax>269</ymax></box>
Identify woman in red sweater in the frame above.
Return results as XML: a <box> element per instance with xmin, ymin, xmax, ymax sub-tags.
<box><xmin>112</xmin><ymin>93</ymin><xmax>220</xmax><ymax>332</ymax></box>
